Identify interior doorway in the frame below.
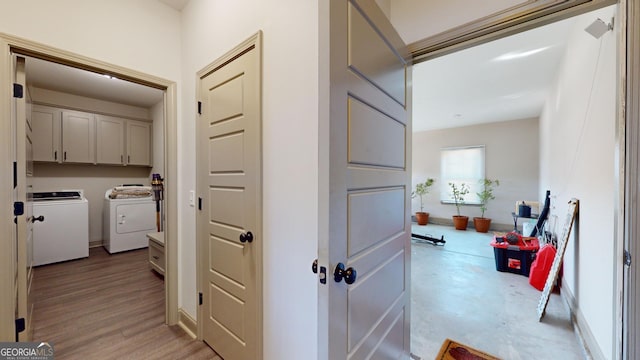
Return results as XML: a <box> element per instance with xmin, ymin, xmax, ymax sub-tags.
<box><xmin>0</xmin><ymin>33</ymin><xmax>179</xmax><ymax>342</ymax></box>
<box><xmin>412</xmin><ymin>7</ymin><xmax>618</xmax><ymax>357</ymax></box>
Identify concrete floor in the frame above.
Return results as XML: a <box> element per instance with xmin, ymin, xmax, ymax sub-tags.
<box><xmin>410</xmin><ymin>224</ymin><xmax>585</xmax><ymax>360</ymax></box>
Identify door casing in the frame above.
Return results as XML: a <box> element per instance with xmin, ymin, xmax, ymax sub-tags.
<box><xmin>0</xmin><ymin>33</ymin><xmax>179</xmax><ymax>339</ymax></box>
<box><xmin>405</xmin><ymin>0</ymin><xmax>630</xmax><ymax>359</ymax></box>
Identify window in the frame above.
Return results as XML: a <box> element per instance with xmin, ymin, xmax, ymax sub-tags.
<box><xmin>440</xmin><ymin>146</ymin><xmax>485</xmax><ymax>205</ymax></box>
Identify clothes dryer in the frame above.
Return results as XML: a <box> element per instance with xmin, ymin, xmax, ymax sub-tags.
<box><xmin>103</xmin><ymin>188</ymin><xmax>155</xmax><ymax>253</ymax></box>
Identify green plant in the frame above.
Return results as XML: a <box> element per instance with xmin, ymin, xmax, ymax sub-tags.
<box><xmin>411</xmin><ymin>178</ymin><xmax>435</xmax><ymax>212</ymax></box>
<box><xmin>448</xmin><ymin>182</ymin><xmax>469</xmax><ymax>216</ymax></box>
<box><xmin>477</xmin><ymin>178</ymin><xmax>500</xmax><ymax>218</ymax></box>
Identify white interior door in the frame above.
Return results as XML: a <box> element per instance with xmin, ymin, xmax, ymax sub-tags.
<box><xmin>197</xmin><ymin>33</ymin><xmax>262</xmax><ymax>360</ymax></box>
<box><xmin>319</xmin><ymin>1</ymin><xmax>412</xmax><ymax>359</ymax></box>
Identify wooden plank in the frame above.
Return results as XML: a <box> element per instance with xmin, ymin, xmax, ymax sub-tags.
<box><xmin>537</xmin><ymin>198</ymin><xmax>579</xmax><ymax>320</ymax></box>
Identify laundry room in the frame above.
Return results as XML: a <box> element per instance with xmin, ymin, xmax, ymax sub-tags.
<box><xmin>26</xmin><ymin>56</ymin><xmax>166</xmax><ymax>263</ymax></box>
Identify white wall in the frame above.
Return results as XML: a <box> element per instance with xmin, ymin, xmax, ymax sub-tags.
<box><xmin>0</xmin><ymin>0</ymin><xmax>181</xmax><ymax>82</ymax></box>
<box><xmin>180</xmin><ymin>1</ymin><xmax>319</xmax><ymax>359</ymax></box>
<box><xmin>539</xmin><ymin>6</ymin><xmax>617</xmax><ymax>359</ymax></box>
<box><xmin>412</xmin><ymin>118</ymin><xmax>539</xmax><ymax>228</ymax></box>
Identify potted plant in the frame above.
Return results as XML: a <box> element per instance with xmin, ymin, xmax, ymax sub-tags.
<box><xmin>449</xmin><ymin>182</ymin><xmax>470</xmax><ymax>230</ymax></box>
<box><xmin>412</xmin><ymin>178</ymin><xmax>435</xmax><ymax>225</ymax></box>
<box><xmin>474</xmin><ymin>178</ymin><xmax>500</xmax><ymax>233</ymax></box>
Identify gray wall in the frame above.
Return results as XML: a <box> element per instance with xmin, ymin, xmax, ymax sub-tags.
<box><xmin>412</xmin><ymin>117</ymin><xmax>539</xmax><ymax>228</ymax></box>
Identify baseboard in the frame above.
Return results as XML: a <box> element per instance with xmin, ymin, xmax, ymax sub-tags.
<box><xmin>89</xmin><ymin>240</ymin><xmax>103</xmax><ymax>248</ymax></box>
<box><xmin>415</xmin><ymin>216</ymin><xmax>513</xmax><ymax>232</ymax></box>
<box><xmin>562</xmin><ymin>286</ymin><xmax>606</xmax><ymax>360</ymax></box>
<box><xmin>178</xmin><ymin>308</ymin><xmax>197</xmax><ymax>339</ymax></box>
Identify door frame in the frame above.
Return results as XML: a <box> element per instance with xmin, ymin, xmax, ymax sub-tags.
<box><xmin>405</xmin><ymin>0</ymin><xmax>633</xmax><ymax>359</ymax></box>
<box><xmin>195</xmin><ymin>31</ymin><xmax>263</xmax><ymax>358</ymax></box>
<box><xmin>0</xmin><ymin>33</ymin><xmax>180</xmax><ymax>340</ymax></box>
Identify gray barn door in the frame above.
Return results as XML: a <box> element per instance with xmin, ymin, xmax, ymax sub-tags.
<box><xmin>319</xmin><ymin>1</ymin><xmax>412</xmax><ymax>359</ymax></box>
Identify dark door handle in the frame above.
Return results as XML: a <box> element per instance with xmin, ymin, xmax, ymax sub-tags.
<box><xmin>312</xmin><ymin>259</ymin><xmax>318</xmax><ymax>274</ymax></box>
<box><xmin>32</xmin><ymin>215</ymin><xmax>44</xmax><ymax>223</ymax></box>
<box><xmin>333</xmin><ymin>262</ymin><xmax>357</xmax><ymax>284</ymax></box>
<box><xmin>239</xmin><ymin>231</ymin><xmax>254</xmax><ymax>243</ymax></box>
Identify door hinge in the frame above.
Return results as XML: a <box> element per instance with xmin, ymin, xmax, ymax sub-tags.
<box><xmin>13</xmin><ymin>202</ymin><xmax>24</xmax><ymax>216</ymax></box>
<box><xmin>13</xmin><ymin>83</ymin><xmax>23</xmax><ymax>98</ymax></box>
<box><xmin>198</xmin><ymin>197</ymin><xmax>202</xmax><ymax>211</ymax></box>
<box><xmin>197</xmin><ymin>101</ymin><xmax>202</xmax><ymax>115</ymax></box>
<box><xmin>15</xmin><ymin>317</ymin><xmax>25</xmax><ymax>341</ymax></box>
<box><xmin>624</xmin><ymin>250</ymin><xmax>632</xmax><ymax>266</ymax></box>
<box><xmin>199</xmin><ymin>292</ymin><xmax>203</xmax><ymax>305</ymax></box>
<box><xmin>13</xmin><ymin>161</ymin><xmax>17</xmax><ymax>188</ymax></box>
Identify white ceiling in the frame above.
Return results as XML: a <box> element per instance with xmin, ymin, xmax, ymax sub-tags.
<box><xmin>158</xmin><ymin>0</ymin><xmax>189</xmax><ymax>11</ymax></box>
<box><xmin>412</xmin><ymin>15</ymin><xmax>575</xmax><ymax>132</ymax></box>
<box><xmin>25</xmin><ymin>57</ymin><xmax>164</xmax><ymax>108</ymax></box>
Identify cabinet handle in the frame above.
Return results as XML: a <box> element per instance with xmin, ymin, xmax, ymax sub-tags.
<box><xmin>152</xmin><ymin>255</ymin><xmax>160</xmax><ymax>260</ymax></box>
<box><xmin>128</xmin><ymin>155</ymin><xmax>130</xmax><ymax>163</ymax></box>
<box><xmin>54</xmin><ymin>151</ymin><xmax>57</xmax><ymax>160</ymax></box>
<box><xmin>64</xmin><ymin>151</ymin><xmax>67</xmax><ymax>161</ymax></box>
<box><xmin>121</xmin><ymin>155</ymin><xmax>123</xmax><ymax>163</ymax></box>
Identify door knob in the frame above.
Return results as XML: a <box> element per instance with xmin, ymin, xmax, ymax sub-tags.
<box><xmin>333</xmin><ymin>262</ymin><xmax>357</xmax><ymax>284</ymax></box>
<box><xmin>32</xmin><ymin>215</ymin><xmax>44</xmax><ymax>223</ymax></box>
<box><xmin>239</xmin><ymin>231</ymin><xmax>254</xmax><ymax>243</ymax></box>
<box><xmin>312</xmin><ymin>259</ymin><xmax>318</xmax><ymax>274</ymax></box>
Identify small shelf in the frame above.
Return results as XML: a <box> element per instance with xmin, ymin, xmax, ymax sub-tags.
<box><xmin>147</xmin><ymin>232</ymin><xmax>165</xmax><ymax>276</ymax></box>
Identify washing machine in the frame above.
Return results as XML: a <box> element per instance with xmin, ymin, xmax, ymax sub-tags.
<box><xmin>32</xmin><ymin>190</ymin><xmax>89</xmax><ymax>266</ymax></box>
<box><xmin>103</xmin><ymin>188</ymin><xmax>156</xmax><ymax>254</ymax></box>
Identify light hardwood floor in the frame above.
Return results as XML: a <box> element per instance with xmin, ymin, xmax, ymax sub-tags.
<box><xmin>32</xmin><ymin>247</ymin><xmax>220</xmax><ymax>360</ymax></box>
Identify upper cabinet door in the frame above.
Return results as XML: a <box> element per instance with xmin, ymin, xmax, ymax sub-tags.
<box><xmin>96</xmin><ymin>115</ymin><xmax>125</xmax><ymax>165</ymax></box>
<box><xmin>31</xmin><ymin>105</ymin><xmax>61</xmax><ymax>163</ymax></box>
<box><xmin>126</xmin><ymin>120</ymin><xmax>152</xmax><ymax>166</ymax></box>
<box><xmin>62</xmin><ymin>110</ymin><xmax>95</xmax><ymax>164</ymax></box>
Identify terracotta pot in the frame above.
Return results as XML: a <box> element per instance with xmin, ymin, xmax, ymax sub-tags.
<box><xmin>415</xmin><ymin>212</ymin><xmax>429</xmax><ymax>225</ymax></box>
<box><xmin>452</xmin><ymin>215</ymin><xmax>469</xmax><ymax>230</ymax></box>
<box><xmin>473</xmin><ymin>217</ymin><xmax>491</xmax><ymax>233</ymax></box>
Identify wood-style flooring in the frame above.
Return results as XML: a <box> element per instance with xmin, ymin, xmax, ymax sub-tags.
<box><xmin>32</xmin><ymin>247</ymin><xmax>220</xmax><ymax>360</ymax></box>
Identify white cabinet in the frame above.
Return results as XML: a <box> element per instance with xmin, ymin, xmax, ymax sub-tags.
<box><xmin>126</xmin><ymin>120</ymin><xmax>152</xmax><ymax>166</ymax></box>
<box><xmin>31</xmin><ymin>105</ymin><xmax>152</xmax><ymax>167</ymax></box>
<box><xmin>96</xmin><ymin>115</ymin><xmax>125</xmax><ymax>165</ymax></box>
<box><xmin>62</xmin><ymin>110</ymin><xmax>95</xmax><ymax>164</ymax></box>
<box><xmin>31</xmin><ymin>105</ymin><xmax>61</xmax><ymax>162</ymax></box>
<box><xmin>96</xmin><ymin>116</ymin><xmax>152</xmax><ymax>166</ymax></box>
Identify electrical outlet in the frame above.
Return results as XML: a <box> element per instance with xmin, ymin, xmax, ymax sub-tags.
<box><xmin>189</xmin><ymin>190</ymin><xmax>195</xmax><ymax>207</ymax></box>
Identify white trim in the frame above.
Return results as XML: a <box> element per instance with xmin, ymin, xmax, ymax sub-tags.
<box><xmin>0</xmin><ymin>37</ymin><xmax>15</xmax><ymax>341</ymax></box>
<box><xmin>623</xmin><ymin>0</ymin><xmax>640</xmax><ymax>358</ymax></box>
<box><xmin>178</xmin><ymin>308</ymin><xmax>197</xmax><ymax>339</ymax></box>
